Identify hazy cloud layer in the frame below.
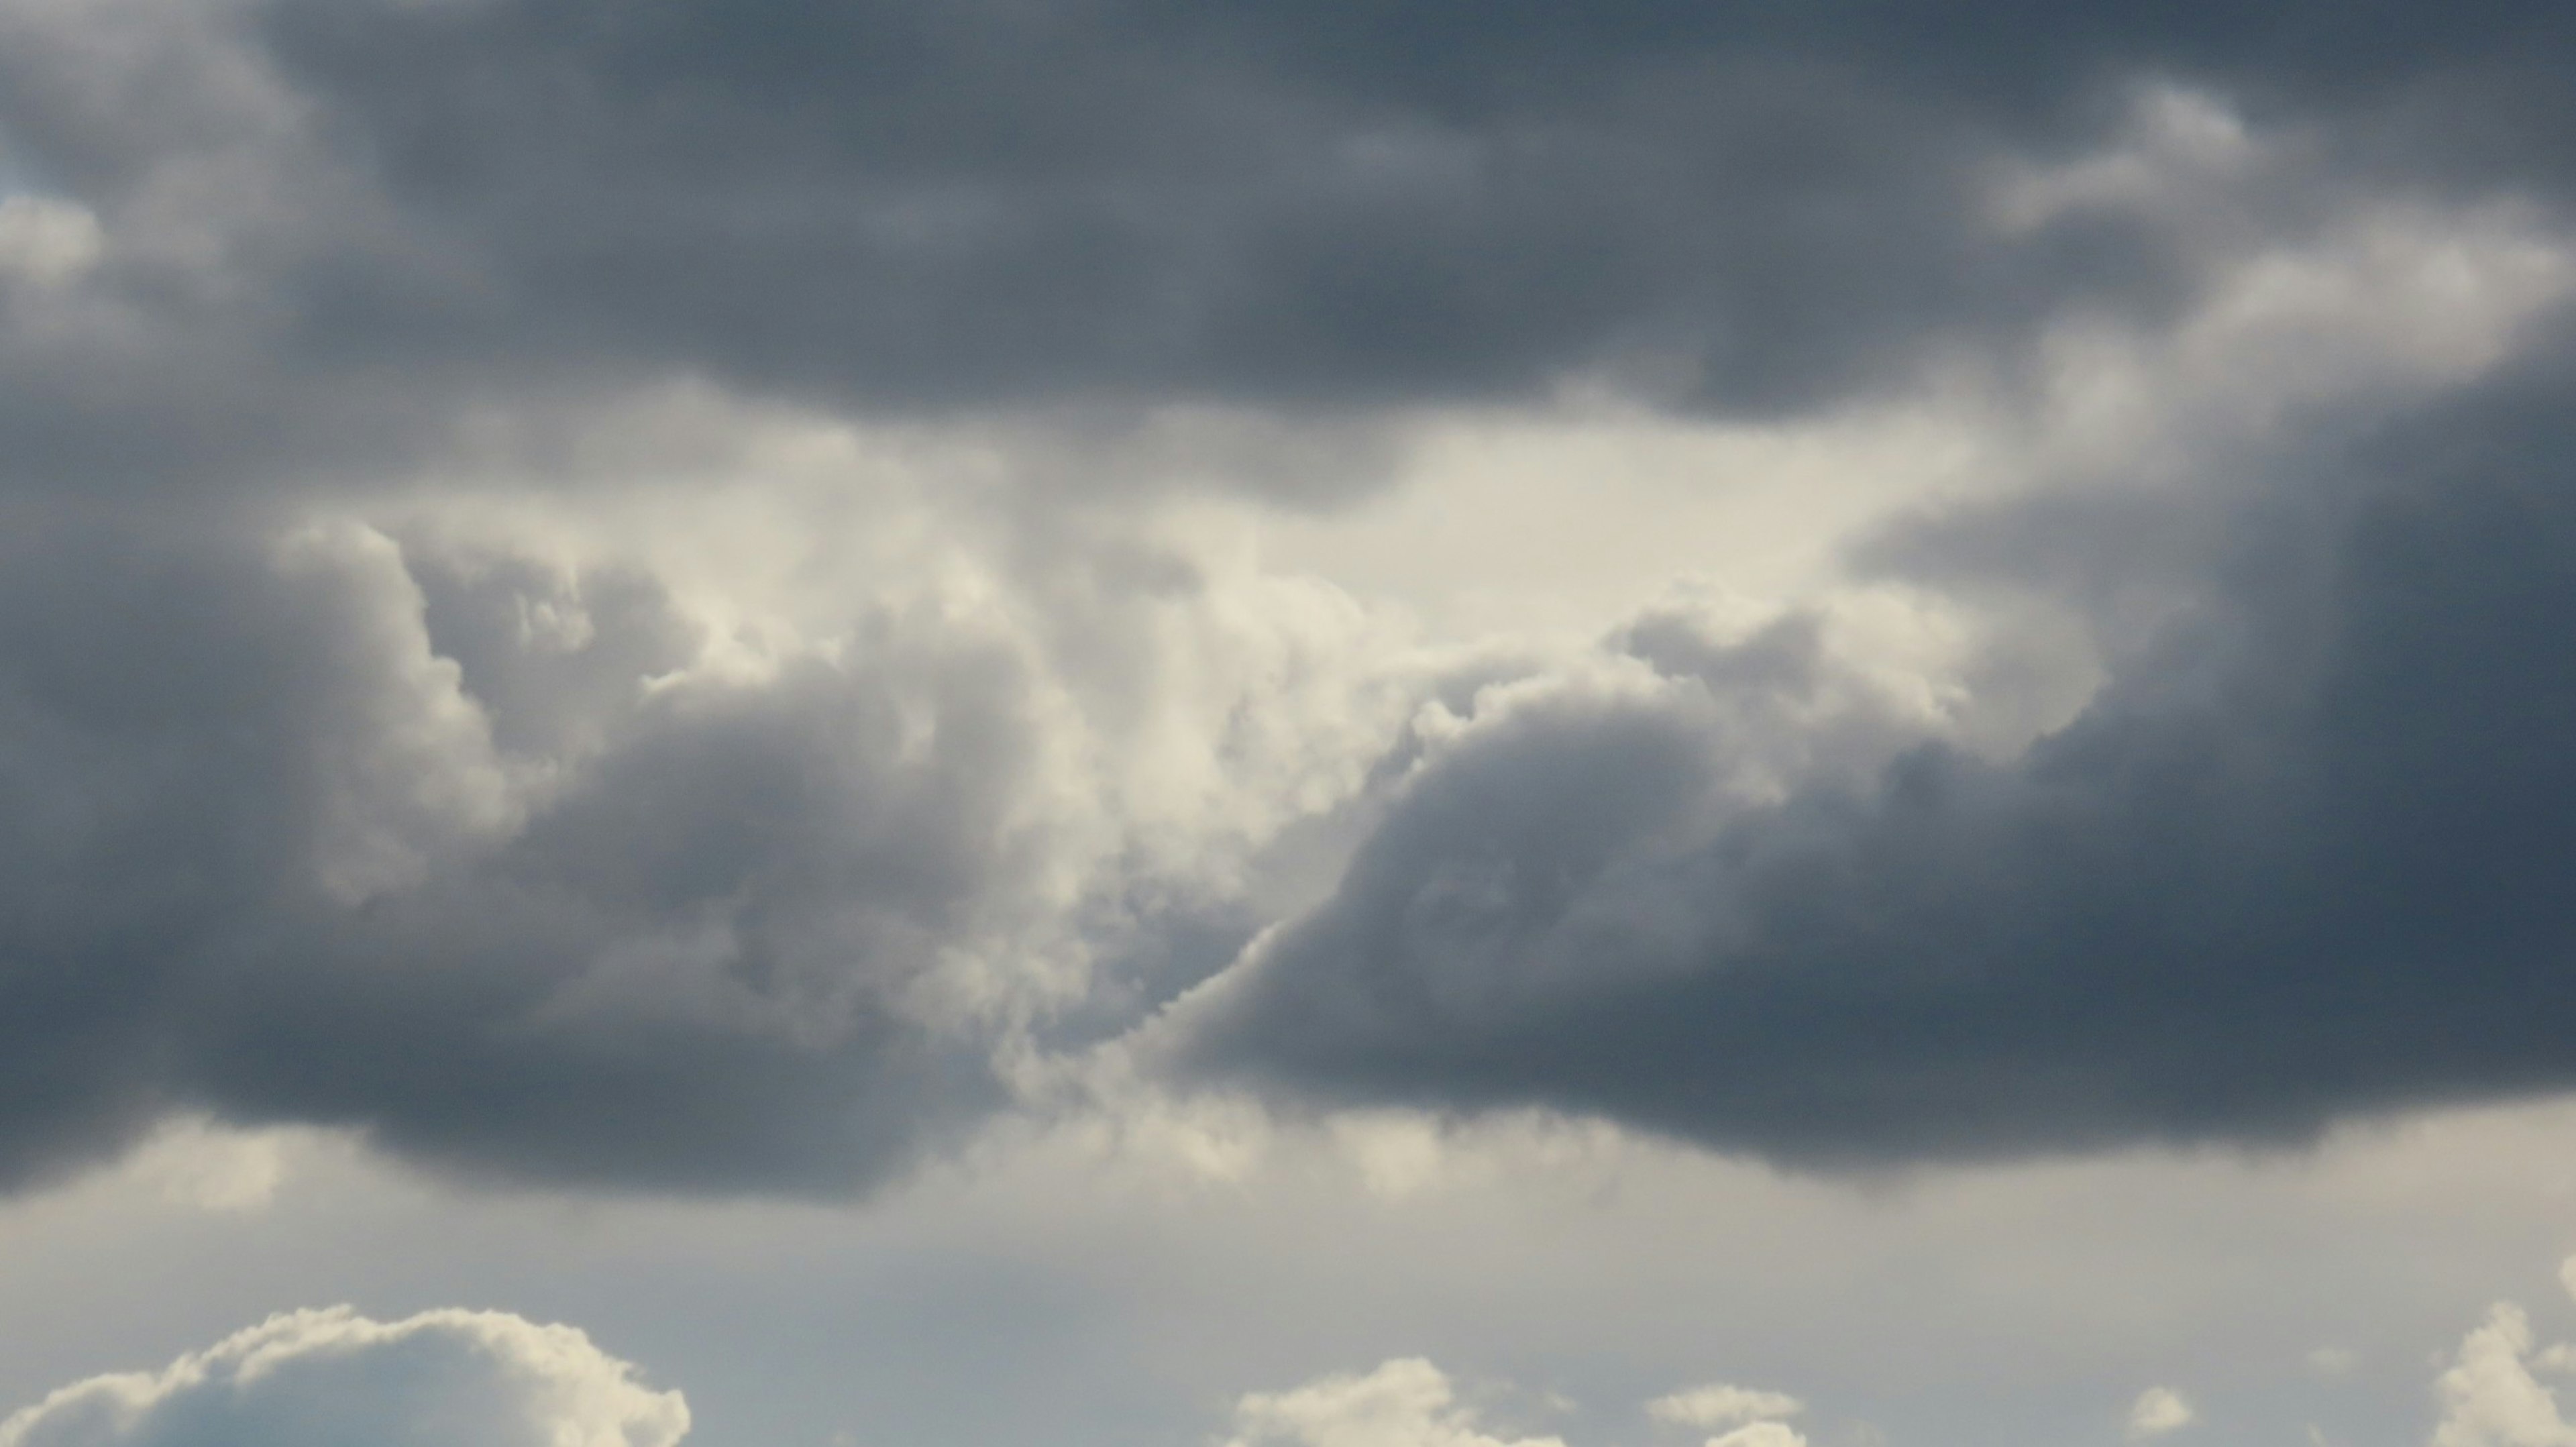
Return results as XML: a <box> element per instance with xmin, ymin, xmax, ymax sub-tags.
<box><xmin>0</xmin><ymin>1307</ymin><xmax>688</xmax><ymax>1447</ymax></box>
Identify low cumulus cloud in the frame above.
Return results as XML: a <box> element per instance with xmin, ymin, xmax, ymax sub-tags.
<box><xmin>1224</xmin><ymin>1359</ymin><xmax>1565</xmax><ymax>1447</ymax></box>
<box><xmin>2428</xmin><ymin>1256</ymin><xmax>2576</xmax><ymax>1447</ymax></box>
<box><xmin>1702</xmin><ymin>1429</ymin><xmax>1804</xmax><ymax>1447</ymax></box>
<box><xmin>1647</xmin><ymin>1385</ymin><xmax>1805</xmax><ymax>1433</ymax></box>
<box><xmin>0</xmin><ymin>477</ymin><xmax>1447</xmax><ymax>1194</ymax></box>
<box><xmin>0</xmin><ymin>510</ymin><xmax>1035</xmax><ymax>1192</ymax></box>
<box><xmin>0</xmin><ymin>1306</ymin><xmax>688</xmax><ymax>1447</ymax></box>
<box><xmin>1168</xmin><ymin>316</ymin><xmax>2576</xmax><ymax>1167</ymax></box>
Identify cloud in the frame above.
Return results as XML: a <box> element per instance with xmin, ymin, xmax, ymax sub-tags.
<box><xmin>1227</xmin><ymin>1362</ymin><xmax>1819</xmax><ymax>1447</ymax></box>
<box><xmin>0</xmin><ymin>511</ymin><xmax>1042</xmax><ymax>1193</ymax></box>
<box><xmin>0</xmin><ymin>429</ymin><xmax>1449</xmax><ymax>1195</ymax></box>
<box><xmin>1162</xmin><ymin>302</ymin><xmax>2576</xmax><ymax>1167</ymax></box>
<box><xmin>1224</xmin><ymin>1359</ymin><xmax>1564</xmax><ymax>1447</ymax></box>
<box><xmin>1704</xmin><ymin>1427</ymin><xmax>1805</xmax><ymax>1447</ymax></box>
<box><xmin>202</xmin><ymin>0</ymin><xmax>2576</xmax><ymax>431</ymax></box>
<box><xmin>0</xmin><ymin>1306</ymin><xmax>688</xmax><ymax>1447</ymax></box>
<box><xmin>0</xmin><ymin>195</ymin><xmax>100</xmax><ymax>284</ymax></box>
<box><xmin>9</xmin><ymin>0</ymin><xmax>2576</xmax><ymax>1212</ymax></box>
<box><xmin>225</xmin><ymin>0</ymin><xmax>2190</xmax><ymax>424</ymax></box>
<box><xmin>1646</xmin><ymin>1385</ymin><xmax>1805</xmax><ymax>1431</ymax></box>
<box><xmin>2435</xmin><ymin>1305</ymin><xmax>2576</xmax><ymax>1447</ymax></box>
<box><xmin>6</xmin><ymin>0</ymin><xmax>2513</xmax><ymax>512</ymax></box>
<box><xmin>2125</xmin><ymin>1387</ymin><xmax>2194</xmax><ymax>1440</ymax></box>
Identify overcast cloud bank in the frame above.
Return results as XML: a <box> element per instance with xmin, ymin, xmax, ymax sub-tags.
<box><xmin>4</xmin><ymin>0</ymin><xmax>2576</xmax><ymax>1199</ymax></box>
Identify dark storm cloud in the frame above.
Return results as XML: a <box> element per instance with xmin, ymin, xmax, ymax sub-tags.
<box><xmin>1169</xmin><ymin>329</ymin><xmax>2576</xmax><ymax>1163</ymax></box>
<box><xmin>0</xmin><ymin>0</ymin><xmax>2190</xmax><ymax>480</ymax></box>
<box><xmin>216</xmin><ymin>0</ymin><xmax>2576</xmax><ymax>419</ymax></box>
<box><xmin>0</xmin><ymin>513</ymin><xmax>1034</xmax><ymax>1193</ymax></box>
<box><xmin>6</xmin><ymin>0</ymin><xmax>2576</xmax><ymax>1200</ymax></box>
<box><xmin>5</xmin><ymin>0</ymin><xmax>2569</xmax><ymax>496</ymax></box>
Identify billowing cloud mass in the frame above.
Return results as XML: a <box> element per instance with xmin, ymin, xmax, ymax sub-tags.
<box><xmin>5</xmin><ymin>0</ymin><xmax>2575</xmax><ymax>502</ymax></box>
<box><xmin>7</xmin><ymin>0</ymin><xmax>2576</xmax><ymax>1201</ymax></box>
<box><xmin>1170</xmin><ymin>325</ymin><xmax>2576</xmax><ymax>1164</ymax></box>
<box><xmin>0</xmin><ymin>1307</ymin><xmax>687</xmax><ymax>1447</ymax></box>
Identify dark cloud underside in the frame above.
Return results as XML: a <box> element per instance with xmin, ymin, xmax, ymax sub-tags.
<box><xmin>4</xmin><ymin>0</ymin><xmax>2576</xmax><ymax>1197</ymax></box>
<box><xmin>240</xmin><ymin>0</ymin><xmax>2576</xmax><ymax>410</ymax></box>
<box><xmin>0</xmin><ymin>519</ymin><xmax>1018</xmax><ymax>1193</ymax></box>
<box><xmin>1178</xmin><ymin>335</ymin><xmax>2576</xmax><ymax>1163</ymax></box>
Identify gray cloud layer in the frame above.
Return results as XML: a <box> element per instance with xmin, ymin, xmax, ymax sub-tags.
<box><xmin>241</xmin><ymin>0</ymin><xmax>2576</xmax><ymax>410</ymax></box>
<box><xmin>6</xmin><ymin>0</ymin><xmax>2576</xmax><ymax>1197</ymax></box>
<box><xmin>1174</xmin><ymin>329</ymin><xmax>2576</xmax><ymax>1164</ymax></box>
<box><xmin>0</xmin><ymin>0</ymin><xmax>2393</xmax><ymax>508</ymax></box>
<box><xmin>0</xmin><ymin>511</ymin><xmax>1028</xmax><ymax>1193</ymax></box>
<box><xmin>5</xmin><ymin>0</ymin><xmax>2572</xmax><ymax>504</ymax></box>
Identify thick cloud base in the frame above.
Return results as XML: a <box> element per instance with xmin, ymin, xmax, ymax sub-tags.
<box><xmin>0</xmin><ymin>513</ymin><xmax>1021</xmax><ymax>1194</ymax></box>
<box><xmin>1171</xmin><ymin>335</ymin><xmax>2576</xmax><ymax>1166</ymax></box>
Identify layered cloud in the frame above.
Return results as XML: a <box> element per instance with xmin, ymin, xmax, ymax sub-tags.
<box><xmin>0</xmin><ymin>1307</ymin><xmax>687</xmax><ymax>1447</ymax></box>
<box><xmin>1166</xmin><ymin>280</ymin><xmax>2576</xmax><ymax>1165</ymax></box>
<box><xmin>0</xmin><ymin>0</ymin><xmax>2174</xmax><ymax>456</ymax></box>
<box><xmin>12</xmin><ymin>0</ymin><xmax>2575</xmax><ymax>504</ymax></box>
<box><xmin>0</xmin><ymin>508</ymin><xmax>1023</xmax><ymax>1191</ymax></box>
<box><xmin>0</xmin><ymin>457</ymin><xmax>1443</xmax><ymax>1193</ymax></box>
<box><xmin>5</xmin><ymin>0</ymin><xmax>2576</xmax><ymax>1203</ymax></box>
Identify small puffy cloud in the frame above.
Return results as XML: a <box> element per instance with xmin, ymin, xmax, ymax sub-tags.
<box><xmin>2125</xmin><ymin>1387</ymin><xmax>2195</xmax><ymax>1440</ymax></box>
<box><xmin>0</xmin><ymin>1305</ymin><xmax>688</xmax><ymax>1447</ymax></box>
<box><xmin>1706</xmin><ymin>1425</ymin><xmax>1806</xmax><ymax>1447</ymax></box>
<box><xmin>1225</xmin><ymin>1360</ymin><xmax>1564</xmax><ymax>1447</ymax></box>
<box><xmin>2434</xmin><ymin>1305</ymin><xmax>2576</xmax><ymax>1447</ymax></box>
<box><xmin>1647</xmin><ymin>1385</ymin><xmax>1805</xmax><ymax>1431</ymax></box>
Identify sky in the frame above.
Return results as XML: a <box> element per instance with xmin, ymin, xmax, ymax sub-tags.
<box><xmin>9</xmin><ymin>2</ymin><xmax>2576</xmax><ymax>1444</ymax></box>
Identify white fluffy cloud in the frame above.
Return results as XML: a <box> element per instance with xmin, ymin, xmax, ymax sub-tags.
<box><xmin>1226</xmin><ymin>1361</ymin><xmax>1824</xmax><ymax>1447</ymax></box>
<box><xmin>1225</xmin><ymin>1359</ymin><xmax>1564</xmax><ymax>1447</ymax></box>
<box><xmin>1702</xmin><ymin>1425</ymin><xmax>1807</xmax><ymax>1447</ymax></box>
<box><xmin>2434</xmin><ymin>1305</ymin><xmax>2576</xmax><ymax>1447</ymax></box>
<box><xmin>0</xmin><ymin>1307</ymin><xmax>688</xmax><ymax>1447</ymax></box>
<box><xmin>1646</xmin><ymin>1385</ymin><xmax>1805</xmax><ymax>1432</ymax></box>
